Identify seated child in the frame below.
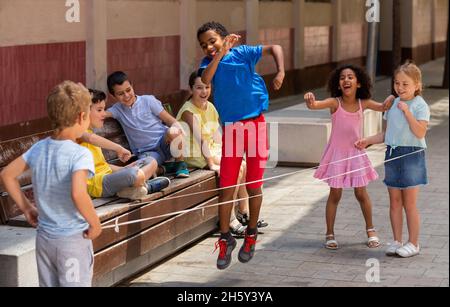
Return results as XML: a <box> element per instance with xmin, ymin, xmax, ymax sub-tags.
<box><xmin>105</xmin><ymin>71</ymin><xmax>189</xmax><ymax>178</ymax></box>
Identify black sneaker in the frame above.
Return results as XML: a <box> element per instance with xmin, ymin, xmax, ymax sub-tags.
<box><xmin>236</xmin><ymin>210</ymin><xmax>268</xmax><ymax>228</ymax></box>
<box><xmin>238</xmin><ymin>233</ymin><xmax>257</xmax><ymax>263</ymax></box>
<box><xmin>214</xmin><ymin>237</ymin><xmax>236</xmax><ymax>270</ymax></box>
<box><xmin>236</xmin><ymin>210</ymin><xmax>249</xmax><ymax>226</ymax></box>
<box><xmin>146</xmin><ymin>177</ymin><xmax>171</xmax><ymax>194</ymax></box>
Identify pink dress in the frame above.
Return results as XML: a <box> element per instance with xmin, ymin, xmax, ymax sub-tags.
<box><xmin>314</xmin><ymin>98</ymin><xmax>378</xmax><ymax>188</ymax></box>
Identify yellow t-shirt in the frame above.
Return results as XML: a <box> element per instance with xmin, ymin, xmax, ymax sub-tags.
<box><xmin>80</xmin><ymin>130</ymin><xmax>113</xmax><ymax>198</ymax></box>
<box><xmin>176</xmin><ymin>100</ymin><xmax>222</xmax><ymax>169</ymax></box>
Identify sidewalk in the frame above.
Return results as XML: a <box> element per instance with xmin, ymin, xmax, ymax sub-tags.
<box><xmin>123</xmin><ymin>58</ymin><xmax>449</xmax><ymax>287</ymax></box>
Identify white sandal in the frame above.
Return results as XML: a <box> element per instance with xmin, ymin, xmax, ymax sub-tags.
<box><xmin>325</xmin><ymin>234</ymin><xmax>339</xmax><ymax>250</ymax></box>
<box><xmin>366</xmin><ymin>228</ymin><xmax>381</xmax><ymax>248</ymax></box>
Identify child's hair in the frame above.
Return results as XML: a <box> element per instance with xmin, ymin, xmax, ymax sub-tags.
<box><xmin>394</xmin><ymin>61</ymin><xmax>423</xmax><ymax>96</ymax></box>
<box><xmin>189</xmin><ymin>71</ymin><xmax>200</xmax><ymax>89</ymax></box>
<box><xmin>197</xmin><ymin>21</ymin><xmax>229</xmax><ymax>40</ymax></box>
<box><xmin>47</xmin><ymin>81</ymin><xmax>91</xmax><ymax>130</ymax></box>
<box><xmin>88</xmin><ymin>89</ymin><xmax>107</xmax><ymax>104</ymax></box>
<box><xmin>327</xmin><ymin>64</ymin><xmax>372</xmax><ymax>100</ymax></box>
<box><xmin>107</xmin><ymin>71</ymin><xmax>129</xmax><ymax>95</ymax></box>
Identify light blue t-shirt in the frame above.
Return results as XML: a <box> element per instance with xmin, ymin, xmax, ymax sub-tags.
<box><xmin>108</xmin><ymin>95</ymin><xmax>168</xmax><ymax>154</ymax></box>
<box><xmin>200</xmin><ymin>45</ymin><xmax>269</xmax><ymax>125</ymax></box>
<box><xmin>22</xmin><ymin>138</ymin><xmax>95</xmax><ymax>237</ymax></box>
<box><xmin>384</xmin><ymin>96</ymin><xmax>430</xmax><ymax>148</ymax></box>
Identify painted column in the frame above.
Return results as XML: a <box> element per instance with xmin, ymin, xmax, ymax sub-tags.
<box><xmin>245</xmin><ymin>0</ymin><xmax>259</xmax><ymax>45</ymax></box>
<box><xmin>180</xmin><ymin>0</ymin><xmax>197</xmax><ymax>90</ymax></box>
<box><xmin>86</xmin><ymin>0</ymin><xmax>107</xmax><ymax>93</ymax></box>
<box><xmin>331</xmin><ymin>0</ymin><xmax>342</xmax><ymax>63</ymax></box>
<box><xmin>293</xmin><ymin>0</ymin><xmax>305</xmax><ymax>69</ymax></box>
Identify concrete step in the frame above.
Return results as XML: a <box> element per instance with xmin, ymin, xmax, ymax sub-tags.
<box><xmin>0</xmin><ymin>226</ymin><xmax>38</xmax><ymax>286</ymax></box>
<box><xmin>266</xmin><ymin>102</ymin><xmax>382</xmax><ymax>165</ymax></box>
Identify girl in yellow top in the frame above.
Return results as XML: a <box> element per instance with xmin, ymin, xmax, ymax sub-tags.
<box><xmin>177</xmin><ymin>72</ymin><xmax>251</xmax><ymax>235</ymax></box>
<box><xmin>80</xmin><ymin>89</ymin><xmax>158</xmax><ymax>200</ymax></box>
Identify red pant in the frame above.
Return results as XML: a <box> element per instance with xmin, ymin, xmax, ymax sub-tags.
<box><xmin>220</xmin><ymin>114</ymin><xmax>269</xmax><ymax>189</ymax></box>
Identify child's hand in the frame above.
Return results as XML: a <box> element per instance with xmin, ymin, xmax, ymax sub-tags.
<box><xmin>383</xmin><ymin>95</ymin><xmax>395</xmax><ymax>111</ymax></box>
<box><xmin>273</xmin><ymin>72</ymin><xmax>285</xmax><ymax>91</ymax></box>
<box><xmin>397</xmin><ymin>101</ymin><xmax>409</xmax><ymax>113</ymax></box>
<box><xmin>209</xmin><ymin>164</ymin><xmax>220</xmax><ymax>175</ymax></box>
<box><xmin>219</xmin><ymin>34</ymin><xmax>241</xmax><ymax>57</ymax></box>
<box><xmin>24</xmin><ymin>206</ymin><xmax>38</xmax><ymax>228</ymax></box>
<box><xmin>83</xmin><ymin>225</ymin><xmax>102</xmax><ymax>240</ymax></box>
<box><xmin>304</xmin><ymin>92</ymin><xmax>316</xmax><ymax>108</ymax></box>
<box><xmin>354</xmin><ymin>139</ymin><xmax>369</xmax><ymax>150</ymax></box>
<box><xmin>117</xmin><ymin>147</ymin><xmax>132</xmax><ymax>163</ymax></box>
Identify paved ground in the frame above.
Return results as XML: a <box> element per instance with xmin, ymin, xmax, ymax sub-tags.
<box><xmin>123</xmin><ymin>58</ymin><xmax>449</xmax><ymax>287</ymax></box>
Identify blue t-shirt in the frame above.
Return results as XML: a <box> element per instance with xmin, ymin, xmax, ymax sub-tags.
<box><xmin>200</xmin><ymin>45</ymin><xmax>269</xmax><ymax>125</ymax></box>
<box><xmin>384</xmin><ymin>96</ymin><xmax>430</xmax><ymax>148</ymax></box>
<box><xmin>22</xmin><ymin>138</ymin><xmax>95</xmax><ymax>237</ymax></box>
<box><xmin>108</xmin><ymin>95</ymin><xmax>168</xmax><ymax>154</ymax></box>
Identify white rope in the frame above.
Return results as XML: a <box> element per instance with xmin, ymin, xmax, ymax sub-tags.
<box><xmin>107</xmin><ymin>151</ymin><xmax>371</xmax><ymax>212</ymax></box>
<box><xmin>103</xmin><ymin>148</ymin><xmax>425</xmax><ymax>232</ymax></box>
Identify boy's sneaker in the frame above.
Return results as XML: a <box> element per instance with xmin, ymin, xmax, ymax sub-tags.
<box><xmin>238</xmin><ymin>233</ymin><xmax>257</xmax><ymax>263</ymax></box>
<box><xmin>162</xmin><ymin>161</ymin><xmax>190</xmax><ymax>178</ymax></box>
<box><xmin>214</xmin><ymin>237</ymin><xmax>237</xmax><ymax>270</ymax></box>
<box><xmin>117</xmin><ymin>186</ymin><xmax>148</xmax><ymax>200</ymax></box>
<box><xmin>146</xmin><ymin>177</ymin><xmax>171</xmax><ymax>194</ymax></box>
<box><xmin>236</xmin><ymin>210</ymin><xmax>269</xmax><ymax>228</ymax></box>
<box><xmin>175</xmin><ymin>161</ymin><xmax>189</xmax><ymax>178</ymax></box>
<box><xmin>236</xmin><ymin>210</ymin><xmax>249</xmax><ymax>226</ymax></box>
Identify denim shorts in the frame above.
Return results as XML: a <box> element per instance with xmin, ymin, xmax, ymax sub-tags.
<box><xmin>138</xmin><ymin>134</ymin><xmax>172</xmax><ymax>166</ymax></box>
<box><xmin>384</xmin><ymin>146</ymin><xmax>428</xmax><ymax>189</ymax></box>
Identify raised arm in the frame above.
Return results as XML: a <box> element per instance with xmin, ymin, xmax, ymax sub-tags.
<box><xmin>72</xmin><ymin>170</ymin><xmax>102</xmax><ymax>240</ymax></box>
<box><xmin>201</xmin><ymin>34</ymin><xmax>241</xmax><ymax>85</ymax></box>
<box><xmin>363</xmin><ymin>95</ymin><xmax>395</xmax><ymax>112</ymax></box>
<box><xmin>262</xmin><ymin>45</ymin><xmax>285</xmax><ymax>90</ymax></box>
<box><xmin>0</xmin><ymin>157</ymin><xmax>38</xmax><ymax>227</ymax></box>
<box><xmin>304</xmin><ymin>92</ymin><xmax>339</xmax><ymax>111</ymax></box>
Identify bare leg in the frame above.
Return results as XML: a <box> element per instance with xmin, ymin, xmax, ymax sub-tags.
<box><xmin>354</xmin><ymin>187</ymin><xmax>379</xmax><ymax>246</ymax></box>
<box><xmin>219</xmin><ymin>187</ymin><xmax>236</xmax><ymax>233</ymax></box>
<box><xmin>388</xmin><ymin>188</ymin><xmax>403</xmax><ymax>242</ymax></box>
<box><xmin>402</xmin><ymin>188</ymin><xmax>420</xmax><ymax>247</ymax></box>
<box><xmin>326</xmin><ymin>188</ymin><xmax>342</xmax><ymax>236</ymax></box>
<box><xmin>246</xmin><ymin>187</ymin><xmax>263</xmax><ymax>230</ymax></box>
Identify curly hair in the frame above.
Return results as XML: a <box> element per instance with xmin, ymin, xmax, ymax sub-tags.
<box><xmin>197</xmin><ymin>21</ymin><xmax>229</xmax><ymax>40</ymax></box>
<box><xmin>327</xmin><ymin>64</ymin><xmax>373</xmax><ymax>99</ymax></box>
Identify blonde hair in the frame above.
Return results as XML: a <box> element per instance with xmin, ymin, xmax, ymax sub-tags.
<box><xmin>47</xmin><ymin>81</ymin><xmax>91</xmax><ymax>130</ymax></box>
<box><xmin>394</xmin><ymin>61</ymin><xmax>423</xmax><ymax>96</ymax></box>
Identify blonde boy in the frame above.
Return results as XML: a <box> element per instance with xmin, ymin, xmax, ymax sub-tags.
<box><xmin>0</xmin><ymin>81</ymin><xmax>101</xmax><ymax>287</ymax></box>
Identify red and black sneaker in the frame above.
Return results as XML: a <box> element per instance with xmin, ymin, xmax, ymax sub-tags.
<box><xmin>214</xmin><ymin>237</ymin><xmax>237</xmax><ymax>270</ymax></box>
<box><xmin>238</xmin><ymin>233</ymin><xmax>257</xmax><ymax>263</ymax></box>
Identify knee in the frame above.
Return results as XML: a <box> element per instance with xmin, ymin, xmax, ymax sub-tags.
<box><xmin>133</xmin><ymin>169</ymin><xmax>146</xmax><ymax>187</ymax></box>
<box><xmin>246</xmin><ymin>187</ymin><xmax>262</xmax><ymax>197</ymax></box>
<box><xmin>329</xmin><ymin>190</ymin><xmax>342</xmax><ymax>203</ymax></box>
<box><xmin>354</xmin><ymin>188</ymin><xmax>368</xmax><ymax>202</ymax></box>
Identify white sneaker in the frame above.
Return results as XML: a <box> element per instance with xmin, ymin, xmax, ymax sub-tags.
<box><xmin>396</xmin><ymin>242</ymin><xmax>420</xmax><ymax>258</ymax></box>
<box><xmin>385</xmin><ymin>241</ymin><xmax>403</xmax><ymax>256</ymax></box>
<box><xmin>117</xmin><ymin>186</ymin><xmax>148</xmax><ymax>200</ymax></box>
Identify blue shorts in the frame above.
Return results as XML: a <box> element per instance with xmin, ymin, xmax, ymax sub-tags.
<box><xmin>137</xmin><ymin>134</ymin><xmax>172</xmax><ymax>166</ymax></box>
<box><xmin>384</xmin><ymin>146</ymin><xmax>428</xmax><ymax>189</ymax></box>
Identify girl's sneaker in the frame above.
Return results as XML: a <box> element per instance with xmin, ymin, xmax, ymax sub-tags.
<box><xmin>385</xmin><ymin>241</ymin><xmax>403</xmax><ymax>256</ymax></box>
<box><xmin>396</xmin><ymin>242</ymin><xmax>420</xmax><ymax>258</ymax></box>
